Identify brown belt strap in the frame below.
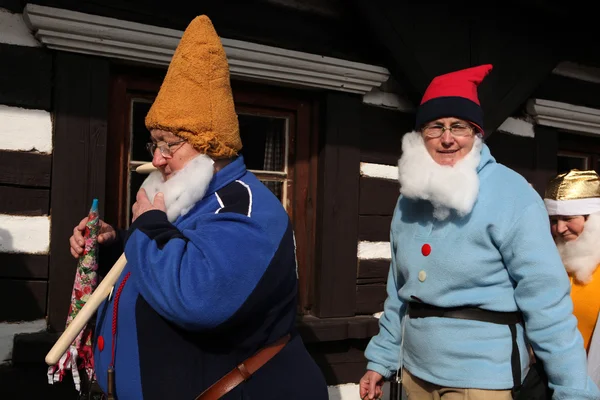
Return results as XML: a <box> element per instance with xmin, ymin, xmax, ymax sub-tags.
<box><xmin>195</xmin><ymin>334</ymin><xmax>291</xmax><ymax>400</ymax></box>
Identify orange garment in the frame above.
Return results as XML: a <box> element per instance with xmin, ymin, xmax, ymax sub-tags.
<box><xmin>571</xmin><ymin>264</ymin><xmax>600</xmax><ymax>351</ymax></box>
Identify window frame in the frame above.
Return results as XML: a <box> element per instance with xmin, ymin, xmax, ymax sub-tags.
<box><xmin>558</xmin><ymin>131</ymin><xmax>600</xmax><ymax>175</ymax></box>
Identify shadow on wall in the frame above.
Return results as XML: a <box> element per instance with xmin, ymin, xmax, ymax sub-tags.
<box><xmin>0</xmin><ymin>227</ymin><xmax>11</xmax><ymax>253</ymax></box>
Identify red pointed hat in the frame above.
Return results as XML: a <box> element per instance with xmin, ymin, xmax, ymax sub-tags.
<box><xmin>415</xmin><ymin>64</ymin><xmax>493</xmax><ymax>133</ymax></box>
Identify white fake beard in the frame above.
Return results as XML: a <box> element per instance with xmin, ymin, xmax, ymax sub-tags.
<box><xmin>555</xmin><ymin>212</ymin><xmax>600</xmax><ymax>284</ymax></box>
<box><xmin>140</xmin><ymin>154</ymin><xmax>215</xmax><ymax>222</ymax></box>
<box><xmin>397</xmin><ymin>131</ymin><xmax>482</xmax><ymax>220</ymax></box>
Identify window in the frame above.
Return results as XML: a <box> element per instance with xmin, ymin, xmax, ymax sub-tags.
<box><xmin>557</xmin><ymin>151</ymin><xmax>590</xmax><ymax>175</ymax></box>
<box><xmin>106</xmin><ymin>69</ymin><xmax>318</xmax><ymax>314</ymax></box>
<box><xmin>238</xmin><ymin>113</ymin><xmax>289</xmax><ymax>204</ymax></box>
<box><xmin>557</xmin><ymin>131</ymin><xmax>600</xmax><ymax>176</ymax></box>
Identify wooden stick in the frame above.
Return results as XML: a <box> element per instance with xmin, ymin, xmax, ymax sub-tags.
<box><xmin>45</xmin><ymin>253</ymin><xmax>128</xmax><ymax>366</ymax></box>
<box><xmin>46</xmin><ymin>162</ymin><xmax>154</xmax><ymax>365</ymax></box>
<box><xmin>135</xmin><ymin>162</ymin><xmax>157</xmax><ymax>174</ymax></box>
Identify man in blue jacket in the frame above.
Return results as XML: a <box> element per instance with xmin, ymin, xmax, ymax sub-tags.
<box><xmin>69</xmin><ymin>15</ymin><xmax>327</xmax><ymax>400</ymax></box>
<box><xmin>360</xmin><ymin>64</ymin><xmax>600</xmax><ymax>399</ymax></box>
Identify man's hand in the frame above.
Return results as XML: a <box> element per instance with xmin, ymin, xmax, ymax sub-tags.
<box><xmin>69</xmin><ymin>218</ymin><xmax>116</xmax><ymax>258</ymax></box>
<box><xmin>359</xmin><ymin>370</ymin><xmax>384</xmax><ymax>399</ymax></box>
<box><xmin>131</xmin><ymin>188</ymin><xmax>166</xmax><ymax>222</ymax></box>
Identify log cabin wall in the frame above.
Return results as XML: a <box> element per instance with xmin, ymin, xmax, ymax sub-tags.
<box><xmin>0</xmin><ymin>5</ymin><xmax>53</xmax><ymax>364</ymax></box>
<box><xmin>2</xmin><ymin>1</ymin><xmax>600</xmax><ymax>398</ymax></box>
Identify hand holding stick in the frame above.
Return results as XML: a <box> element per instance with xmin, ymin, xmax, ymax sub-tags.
<box><xmin>45</xmin><ymin>251</ymin><xmax>127</xmax><ymax>365</ymax></box>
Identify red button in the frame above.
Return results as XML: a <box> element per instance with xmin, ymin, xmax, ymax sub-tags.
<box><xmin>98</xmin><ymin>336</ymin><xmax>104</xmax><ymax>352</ymax></box>
<box><xmin>421</xmin><ymin>244</ymin><xmax>431</xmax><ymax>256</ymax></box>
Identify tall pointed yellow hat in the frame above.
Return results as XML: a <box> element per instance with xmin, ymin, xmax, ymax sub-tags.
<box><xmin>145</xmin><ymin>15</ymin><xmax>242</xmax><ymax>159</ymax></box>
<box><xmin>544</xmin><ymin>169</ymin><xmax>600</xmax><ymax>216</ymax></box>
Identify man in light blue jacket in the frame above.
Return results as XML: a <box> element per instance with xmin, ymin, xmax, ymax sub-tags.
<box><xmin>360</xmin><ymin>64</ymin><xmax>600</xmax><ymax>400</ymax></box>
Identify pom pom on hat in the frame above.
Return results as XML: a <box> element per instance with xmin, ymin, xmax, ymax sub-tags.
<box><xmin>415</xmin><ymin>64</ymin><xmax>493</xmax><ymax>133</ymax></box>
<box><xmin>145</xmin><ymin>15</ymin><xmax>242</xmax><ymax>159</ymax></box>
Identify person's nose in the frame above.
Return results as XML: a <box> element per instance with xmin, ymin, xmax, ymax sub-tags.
<box><xmin>152</xmin><ymin>149</ymin><xmax>167</xmax><ymax>167</ymax></box>
<box><xmin>557</xmin><ymin>220</ymin><xmax>568</xmax><ymax>234</ymax></box>
<box><xmin>440</xmin><ymin>129</ymin><xmax>455</xmax><ymax>146</ymax></box>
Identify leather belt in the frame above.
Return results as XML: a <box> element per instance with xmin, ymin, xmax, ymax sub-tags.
<box><xmin>407</xmin><ymin>301</ymin><xmax>526</xmax><ymax>396</ymax></box>
<box><xmin>407</xmin><ymin>302</ymin><xmax>523</xmax><ymax>325</ymax></box>
<box><xmin>195</xmin><ymin>334</ymin><xmax>291</xmax><ymax>400</ymax></box>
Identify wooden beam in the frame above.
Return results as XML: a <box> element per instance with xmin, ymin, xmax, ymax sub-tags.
<box><xmin>0</xmin><ymin>280</ymin><xmax>47</xmax><ymax>321</ymax></box>
<box><xmin>360</xmin><ymin>104</ymin><xmax>412</xmax><ymax>165</ymax></box>
<box><xmin>305</xmin><ymin>339</ymin><xmax>372</xmax><ymax>385</ymax></box>
<box><xmin>532</xmin><ymin>125</ymin><xmax>559</xmax><ymax>197</ymax></box>
<box><xmin>356</xmin><ymin>284</ymin><xmax>387</xmax><ymax>315</ymax></box>
<box><xmin>314</xmin><ymin>93</ymin><xmax>361</xmax><ymax>318</ymax></box>
<box><xmin>470</xmin><ymin>7</ymin><xmax>562</xmax><ymax>134</ymax></box>
<box><xmin>297</xmin><ymin>315</ymin><xmax>379</xmax><ymax>343</ymax></box>
<box><xmin>357</xmin><ymin>259</ymin><xmax>389</xmax><ymax>280</ymax></box>
<box><xmin>0</xmin><ymin>44</ymin><xmax>52</xmax><ymax>110</ymax></box>
<box><xmin>358</xmin><ymin>215</ymin><xmax>392</xmax><ymax>242</ymax></box>
<box><xmin>349</xmin><ymin>0</ymin><xmax>428</xmax><ymax>104</ymax></box>
<box><xmin>359</xmin><ymin>177</ymin><xmax>399</xmax><ymax>216</ymax></box>
<box><xmin>47</xmin><ymin>52</ymin><xmax>109</xmax><ymax>332</ymax></box>
<box><xmin>0</xmin><ymin>253</ymin><xmax>48</xmax><ymax>279</ymax></box>
<box><xmin>0</xmin><ymin>151</ymin><xmax>51</xmax><ymax>188</ymax></box>
<box><xmin>0</xmin><ymin>186</ymin><xmax>49</xmax><ymax>216</ymax></box>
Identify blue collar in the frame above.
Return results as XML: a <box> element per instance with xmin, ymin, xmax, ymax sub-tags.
<box><xmin>205</xmin><ymin>155</ymin><xmax>248</xmax><ymax>195</ymax></box>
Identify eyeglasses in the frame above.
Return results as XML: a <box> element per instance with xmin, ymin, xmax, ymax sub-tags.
<box><xmin>422</xmin><ymin>123</ymin><xmax>474</xmax><ymax>139</ymax></box>
<box><xmin>146</xmin><ymin>139</ymin><xmax>186</xmax><ymax>158</ymax></box>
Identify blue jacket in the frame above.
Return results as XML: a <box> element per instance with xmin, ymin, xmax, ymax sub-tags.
<box><xmin>365</xmin><ymin>144</ymin><xmax>600</xmax><ymax>399</ymax></box>
<box><xmin>93</xmin><ymin>156</ymin><xmax>327</xmax><ymax>399</ymax></box>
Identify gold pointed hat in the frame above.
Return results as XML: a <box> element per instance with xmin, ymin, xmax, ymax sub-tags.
<box><xmin>145</xmin><ymin>15</ymin><xmax>242</xmax><ymax>159</ymax></box>
<box><xmin>544</xmin><ymin>169</ymin><xmax>600</xmax><ymax>216</ymax></box>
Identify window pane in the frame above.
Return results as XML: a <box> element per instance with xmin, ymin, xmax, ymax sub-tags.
<box><xmin>131</xmin><ymin>99</ymin><xmax>153</xmax><ymax>162</ymax></box>
<box><xmin>238</xmin><ymin>114</ymin><xmax>287</xmax><ymax>172</ymax></box>
<box><xmin>557</xmin><ymin>153</ymin><xmax>589</xmax><ymax>175</ymax></box>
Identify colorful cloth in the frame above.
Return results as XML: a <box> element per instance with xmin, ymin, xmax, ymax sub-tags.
<box><xmin>48</xmin><ymin>198</ymin><xmax>100</xmax><ymax>392</ymax></box>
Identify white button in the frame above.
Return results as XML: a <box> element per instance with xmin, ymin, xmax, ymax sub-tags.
<box><xmin>418</xmin><ymin>270</ymin><xmax>427</xmax><ymax>282</ymax></box>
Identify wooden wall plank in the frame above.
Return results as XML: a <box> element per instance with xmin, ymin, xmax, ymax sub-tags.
<box><xmin>0</xmin><ymin>280</ymin><xmax>47</xmax><ymax>321</ymax></box>
<box><xmin>486</xmin><ymin>132</ymin><xmax>536</xmax><ymax>183</ymax></box>
<box><xmin>0</xmin><ymin>253</ymin><xmax>48</xmax><ymax>279</ymax></box>
<box><xmin>471</xmin><ymin>7</ymin><xmax>560</xmax><ymax>134</ymax></box>
<box><xmin>357</xmin><ymin>259</ymin><xmax>390</xmax><ymax>280</ymax></box>
<box><xmin>306</xmin><ymin>339</ymin><xmax>371</xmax><ymax>385</ymax></box>
<box><xmin>0</xmin><ymin>151</ymin><xmax>51</xmax><ymax>187</ymax></box>
<box><xmin>0</xmin><ymin>186</ymin><xmax>49</xmax><ymax>216</ymax></box>
<box><xmin>356</xmin><ymin>284</ymin><xmax>387</xmax><ymax>315</ymax></box>
<box><xmin>359</xmin><ymin>177</ymin><xmax>399</xmax><ymax>216</ymax></box>
<box><xmin>47</xmin><ymin>52</ymin><xmax>109</xmax><ymax>332</ymax></box>
<box><xmin>0</xmin><ymin>44</ymin><xmax>52</xmax><ymax>110</ymax></box>
<box><xmin>360</xmin><ymin>104</ymin><xmax>412</xmax><ymax>165</ymax></box>
<box><xmin>358</xmin><ymin>215</ymin><xmax>392</xmax><ymax>242</ymax></box>
<box><xmin>297</xmin><ymin>315</ymin><xmax>379</xmax><ymax>343</ymax></box>
<box><xmin>532</xmin><ymin>125</ymin><xmax>559</xmax><ymax>197</ymax></box>
<box><xmin>314</xmin><ymin>93</ymin><xmax>361</xmax><ymax>318</ymax></box>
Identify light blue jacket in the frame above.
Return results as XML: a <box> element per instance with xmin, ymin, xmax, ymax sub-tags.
<box><xmin>365</xmin><ymin>144</ymin><xmax>600</xmax><ymax>399</ymax></box>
